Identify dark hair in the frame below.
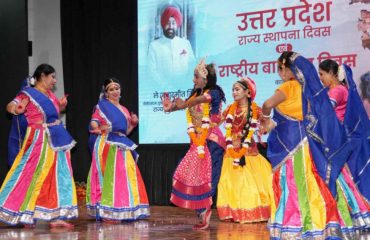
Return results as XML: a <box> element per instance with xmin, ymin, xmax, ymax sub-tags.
<box><xmin>277</xmin><ymin>51</ymin><xmax>295</xmax><ymax>69</ymax></box>
<box><xmin>103</xmin><ymin>77</ymin><xmax>121</xmax><ymax>92</ymax></box>
<box><xmin>236</xmin><ymin>80</ymin><xmax>248</xmax><ymax>89</ymax></box>
<box><xmin>238</xmin><ymin>96</ymin><xmax>252</xmax><ymax>167</ymax></box>
<box><xmin>235</xmin><ymin>80</ymin><xmax>254</xmax><ymax>103</ymax></box>
<box><xmin>360</xmin><ymin>71</ymin><xmax>370</xmax><ymax>101</ymax></box>
<box><xmin>319</xmin><ymin>59</ymin><xmax>338</xmax><ymax>76</ymax></box>
<box><xmin>188</xmin><ymin>63</ymin><xmax>226</xmax><ymax>102</ymax></box>
<box><xmin>32</xmin><ymin>64</ymin><xmax>55</xmax><ymax>81</ymax></box>
<box><xmin>318</xmin><ymin>59</ymin><xmax>347</xmax><ymax>84</ymax></box>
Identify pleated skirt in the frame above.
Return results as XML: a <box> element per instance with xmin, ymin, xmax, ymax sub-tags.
<box><xmin>217</xmin><ymin>153</ymin><xmax>272</xmax><ymax>223</ymax></box>
<box><xmin>269</xmin><ymin>141</ymin><xmax>356</xmax><ymax>239</ymax></box>
<box><xmin>0</xmin><ymin>127</ymin><xmax>78</xmax><ymax>225</ymax></box>
<box><xmin>86</xmin><ymin>135</ymin><xmax>150</xmax><ymax>220</ymax></box>
<box><xmin>170</xmin><ymin>141</ymin><xmax>224</xmax><ymax>210</ymax></box>
<box><xmin>336</xmin><ymin>166</ymin><xmax>370</xmax><ymax>230</ymax></box>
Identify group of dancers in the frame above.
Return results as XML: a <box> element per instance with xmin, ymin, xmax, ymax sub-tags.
<box><xmin>0</xmin><ymin>66</ymin><xmax>149</xmax><ymax>228</ymax></box>
<box><xmin>162</xmin><ymin>51</ymin><xmax>370</xmax><ymax>239</ymax></box>
<box><xmin>0</xmin><ymin>51</ymin><xmax>368</xmax><ymax>239</ymax></box>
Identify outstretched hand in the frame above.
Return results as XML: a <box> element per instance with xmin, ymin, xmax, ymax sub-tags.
<box><xmin>174</xmin><ymin>98</ymin><xmax>186</xmax><ymax>109</ymax></box>
<box><xmin>161</xmin><ymin>92</ymin><xmax>173</xmax><ymax>112</ymax></box>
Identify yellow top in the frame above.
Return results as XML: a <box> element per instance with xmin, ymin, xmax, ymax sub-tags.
<box><xmin>276</xmin><ymin>80</ymin><xmax>303</xmax><ymax>120</ymax></box>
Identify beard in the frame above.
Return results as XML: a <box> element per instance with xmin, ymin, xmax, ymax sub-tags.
<box><xmin>163</xmin><ymin>28</ymin><xmax>176</xmax><ymax>39</ymax></box>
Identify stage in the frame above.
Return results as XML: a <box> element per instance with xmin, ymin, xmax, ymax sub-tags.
<box><xmin>0</xmin><ymin>205</ymin><xmax>369</xmax><ymax>239</ymax></box>
<box><xmin>0</xmin><ymin>205</ymin><xmax>269</xmax><ymax>240</ymax></box>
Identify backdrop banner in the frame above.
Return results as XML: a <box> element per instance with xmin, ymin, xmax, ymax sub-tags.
<box><xmin>138</xmin><ymin>0</ymin><xmax>370</xmax><ymax>144</ymax></box>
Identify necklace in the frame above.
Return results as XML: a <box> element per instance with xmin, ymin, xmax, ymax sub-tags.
<box><xmin>234</xmin><ymin>106</ymin><xmax>247</xmax><ymax>118</ymax></box>
<box><xmin>185</xmin><ymin>90</ymin><xmax>210</xmax><ymax>159</ymax></box>
<box><xmin>35</xmin><ymin>86</ymin><xmax>49</xmax><ymax>97</ymax></box>
<box><xmin>232</xmin><ymin>108</ymin><xmax>247</xmax><ymax>134</ymax></box>
<box><xmin>225</xmin><ymin>101</ymin><xmax>258</xmax><ymax>166</ymax></box>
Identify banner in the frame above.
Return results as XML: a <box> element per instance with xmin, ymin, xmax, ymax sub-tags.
<box><xmin>138</xmin><ymin>0</ymin><xmax>370</xmax><ymax>144</ymax></box>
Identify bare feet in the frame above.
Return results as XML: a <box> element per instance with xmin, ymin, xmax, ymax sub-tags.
<box><xmin>193</xmin><ymin>209</ymin><xmax>211</xmax><ymax>230</ymax></box>
<box><xmin>49</xmin><ymin>220</ymin><xmax>74</xmax><ymax>228</ymax></box>
<box><xmin>102</xmin><ymin>218</ymin><xmax>121</xmax><ymax>224</ymax></box>
<box><xmin>23</xmin><ymin>224</ymin><xmax>35</xmax><ymax>228</ymax></box>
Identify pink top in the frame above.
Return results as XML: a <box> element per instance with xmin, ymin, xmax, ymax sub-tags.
<box><xmin>328</xmin><ymin>85</ymin><xmax>348</xmax><ymax>122</ymax></box>
<box><xmin>13</xmin><ymin>90</ymin><xmax>60</xmax><ymax>125</ymax></box>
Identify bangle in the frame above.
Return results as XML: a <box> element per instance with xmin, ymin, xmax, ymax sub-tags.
<box><xmin>262</xmin><ymin>113</ymin><xmax>271</xmax><ymax>118</ymax></box>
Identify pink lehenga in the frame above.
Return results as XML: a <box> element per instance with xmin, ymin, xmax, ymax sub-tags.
<box><xmin>170</xmin><ymin>89</ymin><xmax>225</xmax><ymax>211</ymax></box>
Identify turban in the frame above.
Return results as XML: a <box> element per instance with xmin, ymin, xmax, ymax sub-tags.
<box><xmin>161</xmin><ymin>6</ymin><xmax>183</xmax><ymax>28</ymax></box>
<box><xmin>238</xmin><ymin>77</ymin><xmax>257</xmax><ymax>101</ymax></box>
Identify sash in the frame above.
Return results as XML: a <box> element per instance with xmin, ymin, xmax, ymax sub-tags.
<box><xmin>296</xmin><ymin>55</ymin><xmax>352</xmax><ymax>197</ymax></box>
<box><xmin>7</xmin><ymin>78</ymin><xmax>32</xmax><ymax>166</ymax></box>
<box><xmin>267</xmin><ymin>110</ymin><xmax>306</xmax><ymax>170</ymax></box>
<box><xmin>22</xmin><ymin>88</ymin><xmax>76</xmax><ymax>151</ymax></box>
<box><xmin>342</xmin><ymin>64</ymin><xmax>370</xmax><ymax>201</ymax></box>
<box><xmin>94</xmin><ymin>99</ymin><xmax>137</xmax><ymax>151</ymax></box>
<box><xmin>268</xmin><ymin>54</ymin><xmax>352</xmax><ymax>197</ymax></box>
<box><xmin>7</xmin><ymin>114</ymin><xmax>28</xmax><ymax>166</ymax></box>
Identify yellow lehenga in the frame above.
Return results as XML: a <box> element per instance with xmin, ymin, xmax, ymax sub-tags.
<box><xmin>216</xmin><ymin>103</ymin><xmax>272</xmax><ymax>223</ymax></box>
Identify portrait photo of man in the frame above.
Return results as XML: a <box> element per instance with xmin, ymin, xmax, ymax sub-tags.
<box><xmin>148</xmin><ymin>5</ymin><xmax>195</xmax><ymax>82</ymax></box>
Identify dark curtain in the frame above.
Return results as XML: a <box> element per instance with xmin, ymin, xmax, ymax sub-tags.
<box><xmin>61</xmin><ymin>0</ymin><xmax>189</xmax><ymax>205</ymax></box>
<box><xmin>0</xmin><ymin>0</ymin><xmax>28</xmax><ymax>182</ymax></box>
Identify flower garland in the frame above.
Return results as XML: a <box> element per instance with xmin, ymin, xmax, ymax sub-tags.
<box><xmin>185</xmin><ymin>93</ymin><xmax>210</xmax><ymax>159</ymax></box>
<box><xmin>225</xmin><ymin>101</ymin><xmax>258</xmax><ymax>166</ymax></box>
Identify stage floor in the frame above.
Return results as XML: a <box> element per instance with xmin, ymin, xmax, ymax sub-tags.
<box><xmin>0</xmin><ymin>205</ymin><xmax>369</xmax><ymax>239</ymax></box>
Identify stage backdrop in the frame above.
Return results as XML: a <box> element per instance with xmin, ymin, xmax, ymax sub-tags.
<box><xmin>138</xmin><ymin>0</ymin><xmax>370</xmax><ymax>144</ymax></box>
<box><xmin>0</xmin><ymin>0</ymin><xmax>28</xmax><ymax>182</ymax></box>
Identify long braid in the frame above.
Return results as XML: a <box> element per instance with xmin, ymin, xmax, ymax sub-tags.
<box><xmin>238</xmin><ymin>97</ymin><xmax>252</xmax><ymax>167</ymax></box>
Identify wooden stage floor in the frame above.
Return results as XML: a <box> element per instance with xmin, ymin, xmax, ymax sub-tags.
<box><xmin>0</xmin><ymin>205</ymin><xmax>369</xmax><ymax>239</ymax></box>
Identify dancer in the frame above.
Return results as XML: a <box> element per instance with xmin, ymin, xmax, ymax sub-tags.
<box><xmin>216</xmin><ymin>77</ymin><xmax>272</xmax><ymax>223</ymax></box>
<box><xmin>261</xmin><ymin>52</ymin><xmax>356</xmax><ymax>239</ymax></box>
<box><xmin>0</xmin><ymin>64</ymin><xmax>77</xmax><ymax>228</ymax></box>
<box><xmin>318</xmin><ymin>60</ymin><xmax>349</xmax><ymax>122</ymax></box>
<box><xmin>162</xmin><ymin>59</ymin><xmax>225</xmax><ymax>230</ymax></box>
<box><xmin>86</xmin><ymin>78</ymin><xmax>150</xmax><ymax>222</ymax></box>
<box><xmin>318</xmin><ymin>60</ymin><xmax>370</xmax><ymax>229</ymax></box>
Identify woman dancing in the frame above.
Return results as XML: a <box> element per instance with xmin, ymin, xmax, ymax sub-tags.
<box><xmin>261</xmin><ymin>52</ymin><xmax>357</xmax><ymax>239</ymax></box>
<box><xmin>216</xmin><ymin>77</ymin><xmax>272</xmax><ymax>223</ymax></box>
<box><xmin>0</xmin><ymin>64</ymin><xmax>77</xmax><ymax>228</ymax></box>
<box><xmin>162</xmin><ymin>59</ymin><xmax>225</xmax><ymax>230</ymax></box>
<box><xmin>86</xmin><ymin>78</ymin><xmax>150</xmax><ymax>222</ymax></box>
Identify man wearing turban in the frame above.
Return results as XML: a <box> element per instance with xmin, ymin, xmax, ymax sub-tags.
<box><xmin>148</xmin><ymin>5</ymin><xmax>195</xmax><ymax>83</ymax></box>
